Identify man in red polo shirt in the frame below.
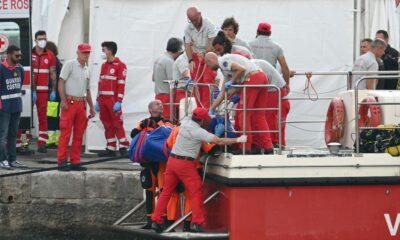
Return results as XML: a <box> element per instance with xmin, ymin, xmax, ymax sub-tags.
<box><xmin>31</xmin><ymin>30</ymin><xmax>57</xmax><ymax>153</ymax></box>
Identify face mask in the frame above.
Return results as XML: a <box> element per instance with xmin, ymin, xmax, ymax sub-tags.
<box><xmin>100</xmin><ymin>52</ymin><xmax>107</xmax><ymax>60</ymax></box>
<box><xmin>37</xmin><ymin>40</ymin><xmax>47</xmax><ymax>49</ymax></box>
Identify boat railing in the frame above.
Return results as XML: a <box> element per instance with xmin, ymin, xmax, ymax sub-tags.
<box><xmin>354</xmin><ymin>75</ymin><xmax>400</xmax><ymax>155</ymax></box>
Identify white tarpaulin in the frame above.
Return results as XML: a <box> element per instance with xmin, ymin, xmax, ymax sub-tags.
<box><xmin>87</xmin><ymin>0</ymin><xmax>354</xmax><ymax>150</ymax></box>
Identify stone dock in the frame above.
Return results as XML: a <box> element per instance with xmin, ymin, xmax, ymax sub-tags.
<box><xmin>0</xmin><ymin>148</ymin><xmax>145</xmax><ymax>239</ymax></box>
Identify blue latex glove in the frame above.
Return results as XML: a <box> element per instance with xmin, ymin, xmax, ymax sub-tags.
<box><xmin>113</xmin><ymin>101</ymin><xmax>121</xmax><ymax>112</ymax></box>
<box><xmin>32</xmin><ymin>91</ymin><xmax>37</xmax><ymax>104</ymax></box>
<box><xmin>225</xmin><ymin>81</ymin><xmax>232</xmax><ymax>89</ymax></box>
<box><xmin>208</xmin><ymin>108</ymin><xmax>216</xmax><ymax>116</ymax></box>
<box><xmin>231</xmin><ymin>95</ymin><xmax>240</xmax><ymax>104</ymax></box>
<box><xmin>95</xmin><ymin>101</ymin><xmax>100</xmax><ymax>112</ymax></box>
<box><xmin>214</xmin><ymin>123</ymin><xmax>225</xmax><ymax>137</ymax></box>
<box><xmin>49</xmin><ymin>91</ymin><xmax>56</xmax><ymax>101</ymax></box>
<box><xmin>185</xmin><ymin>78</ymin><xmax>194</xmax><ymax>88</ymax></box>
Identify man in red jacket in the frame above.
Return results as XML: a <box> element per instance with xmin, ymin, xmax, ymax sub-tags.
<box><xmin>31</xmin><ymin>30</ymin><xmax>57</xmax><ymax>153</ymax></box>
<box><xmin>96</xmin><ymin>41</ymin><xmax>129</xmax><ymax>157</ymax></box>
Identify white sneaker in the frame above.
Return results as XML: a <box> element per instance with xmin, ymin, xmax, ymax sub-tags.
<box><xmin>0</xmin><ymin>160</ymin><xmax>11</xmax><ymax>169</ymax></box>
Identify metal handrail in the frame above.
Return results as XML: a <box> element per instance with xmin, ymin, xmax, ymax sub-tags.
<box><xmin>224</xmin><ymin>84</ymin><xmax>282</xmax><ymax>155</ymax></box>
<box><xmin>163</xmin><ymin>80</ymin><xmax>218</xmax><ymax>122</ymax></box>
<box><xmin>354</xmin><ymin>75</ymin><xmax>400</xmax><ymax>155</ymax></box>
<box><xmin>164</xmin><ymin>190</ymin><xmax>221</xmax><ymax>233</ymax></box>
<box><xmin>293</xmin><ymin>71</ymin><xmax>400</xmax><ymax>90</ymax></box>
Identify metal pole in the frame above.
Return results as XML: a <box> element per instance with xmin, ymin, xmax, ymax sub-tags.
<box><xmin>224</xmin><ymin>90</ymin><xmax>228</xmax><ymax>154</ymax></box>
<box><xmin>242</xmin><ymin>86</ymin><xmax>247</xmax><ymax>154</ymax></box>
<box><xmin>354</xmin><ymin>80</ymin><xmax>360</xmax><ymax>155</ymax></box>
<box><xmin>169</xmin><ymin>81</ymin><xmax>173</xmax><ymax>122</ymax></box>
<box><xmin>277</xmin><ymin>86</ymin><xmax>282</xmax><ymax>155</ymax></box>
<box><xmin>164</xmin><ymin>191</ymin><xmax>221</xmax><ymax>233</ymax></box>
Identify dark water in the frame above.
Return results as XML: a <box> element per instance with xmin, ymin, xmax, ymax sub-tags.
<box><xmin>0</xmin><ymin>226</ymin><xmax>150</xmax><ymax>240</ymax></box>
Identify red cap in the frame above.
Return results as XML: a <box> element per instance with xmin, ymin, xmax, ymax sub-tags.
<box><xmin>192</xmin><ymin>107</ymin><xmax>211</xmax><ymax>121</ymax></box>
<box><xmin>77</xmin><ymin>43</ymin><xmax>91</xmax><ymax>53</ymax></box>
<box><xmin>231</xmin><ymin>51</ymin><xmax>250</xmax><ymax>59</ymax></box>
<box><xmin>257</xmin><ymin>22</ymin><xmax>271</xmax><ymax>33</ymax></box>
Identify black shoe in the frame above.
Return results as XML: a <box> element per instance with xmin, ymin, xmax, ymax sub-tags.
<box><xmin>97</xmin><ymin>149</ymin><xmax>116</xmax><ymax>157</ymax></box>
<box><xmin>46</xmin><ymin>144</ymin><xmax>58</xmax><ymax>149</ymax></box>
<box><xmin>37</xmin><ymin>145</ymin><xmax>47</xmax><ymax>153</ymax></box>
<box><xmin>58</xmin><ymin>160</ymin><xmax>70</xmax><ymax>172</ymax></box>
<box><xmin>183</xmin><ymin>221</ymin><xmax>191</xmax><ymax>232</ymax></box>
<box><xmin>141</xmin><ymin>216</ymin><xmax>153</xmax><ymax>229</ymax></box>
<box><xmin>70</xmin><ymin>163</ymin><xmax>87</xmax><ymax>171</ymax></box>
<box><xmin>17</xmin><ymin>146</ymin><xmax>34</xmax><ymax>155</ymax></box>
<box><xmin>190</xmin><ymin>223</ymin><xmax>205</xmax><ymax>233</ymax></box>
<box><xmin>119</xmin><ymin>147</ymin><xmax>128</xmax><ymax>157</ymax></box>
<box><xmin>164</xmin><ymin>220</ymin><xmax>175</xmax><ymax>232</ymax></box>
<box><xmin>151</xmin><ymin>222</ymin><xmax>164</xmax><ymax>233</ymax></box>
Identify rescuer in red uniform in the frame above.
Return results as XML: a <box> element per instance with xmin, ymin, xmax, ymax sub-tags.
<box><xmin>31</xmin><ymin>30</ymin><xmax>57</xmax><ymax>153</ymax></box>
<box><xmin>95</xmin><ymin>41</ymin><xmax>129</xmax><ymax>157</ymax></box>
<box><xmin>151</xmin><ymin>107</ymin><xmax>247</xmax><ymax>233</ymax></box>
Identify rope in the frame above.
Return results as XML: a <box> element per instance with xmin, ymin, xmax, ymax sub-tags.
<box><xmin>303</xmin><ymin>72</ymin><xmax>319</xmax><ymax>101</ymax></box>
<box><xmin>0</xmin><ymin>156</ymin><xmax>125</xmax><ymax>178</ymax></box>
<box><xmin>287</xmin><ymin>118</ymin><xmax>356</xmax><ymax>133</ymax></box>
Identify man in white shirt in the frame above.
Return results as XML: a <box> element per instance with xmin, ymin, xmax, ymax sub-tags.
<box><xmin>184</xmin><ymin>6</ymin><xmax>217</xmax><ymax>108</ymax></box>
<box><xmin>352</xmin><ymin>39</ymin><xmax>386</xmax><ymax>90</ymax></box>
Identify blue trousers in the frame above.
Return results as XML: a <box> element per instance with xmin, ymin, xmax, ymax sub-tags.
<box><xmin>0</xmin><ymin>111</ymin><xmax>21</xmax><ymax>162</ymax></box>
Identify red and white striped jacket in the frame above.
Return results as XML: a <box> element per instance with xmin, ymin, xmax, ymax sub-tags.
<box><xmin>32</xmin><ymin>48</ymin><xmax>56</xmax><ymax>92</ymax></box>
<box><xmin>97</xmin><ymin>57</ymin><xmax>127</xmax><ymax>102</ymax></box>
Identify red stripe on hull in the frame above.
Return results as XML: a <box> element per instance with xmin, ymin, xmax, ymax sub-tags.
<box><xmin>204</xmin><ymin>181</ymin><xmax>400</xmax><ymax>239</ymax></box>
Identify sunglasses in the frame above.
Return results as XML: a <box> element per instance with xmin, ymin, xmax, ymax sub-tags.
<box><xmin>14</xmin><ymin>54</ymin><xmax>22</xmax><ymax>58</ymax></box>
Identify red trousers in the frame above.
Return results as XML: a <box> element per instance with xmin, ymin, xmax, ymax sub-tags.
<box><xmin>152</xmin><ymin>157</ymin><xmax>205</xmax><ymax>225</ymax></box>
<box><xmin>36</xmin><ymin>92</ymin><xmax>49</xmax><ymax>146</ymax></box>
<box><xmin>235</xmin><ymin>72</ymin><xmax>273</xmax><ymax>150</ymax></box>
<box><xmin>191</xmin><ymin>53</ymin><xmax>216</xmax><ymax>109</ymax></box>
<box><xmin>265</xmin><ymin>87</ymin><xmax>290</xmax><ymax>146</ymax></box>
<box><xmin>57</xmin><ymin>100</ymin><xmax>88</xmax><ymax>164</ymax></box>
<box><xmin>155</xmin><ymin>89</ymin><xmax>186</xmax><ymax>122</ymax></box>
<box><xmin>98</xmin><ymin>96</ymin><xmax>129</xmax><ymax>150</ymax></box>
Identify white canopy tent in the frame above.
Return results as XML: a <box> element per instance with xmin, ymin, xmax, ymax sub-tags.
<box><xmin>31</xmin><ymin>0</ymin><xmax>400</xmax><ymax>149</ymax></box>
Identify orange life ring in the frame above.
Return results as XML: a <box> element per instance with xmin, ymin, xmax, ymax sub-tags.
<box><xmin>325</xmin><ymin>97</ymin><xmax>345</xmax><ymax>144</ymax></box>
<box><xmin>358</xmin><ymin>96</ymin><xmax>381</xmax><ymax>128</ymax></box>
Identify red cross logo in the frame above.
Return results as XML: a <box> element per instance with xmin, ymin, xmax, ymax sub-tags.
<box><xmin>0</xmin><ymin>34</ymin><xmax>9</xmax><ymax>53</ymax></box>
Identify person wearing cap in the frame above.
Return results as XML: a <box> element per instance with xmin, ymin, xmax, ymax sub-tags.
<box><xmin>57</xmin><ymin>43</ymin><xmax>95</xmax><ymax>171</ymax></box>
<box><xmin>95</xmin><ymin>41</ymin><xmax>129</xmax><ymax>157</ymax></box>
<box><xmin>249</xmin><ymin>22</ymin><xmax>290</xmax><ymax>89</ymax></box>
<box><xmin>153</xmin><ymin>38</ymin><xmax>184</xmax><ymax>122</ymax></box>
<box><xmin>151</xmin><ymin>107</ymin><xmax>247</xmax><ymax>233</ymax></box>
<box><xmin>184</xmin><ymin>6</ymin><xmax>217</xmax><ymax>108</ymax></box>
<box><xmin>206</xmin><ymin>52</ymin><xmax>273</xmax><ymax>154</ymax></box>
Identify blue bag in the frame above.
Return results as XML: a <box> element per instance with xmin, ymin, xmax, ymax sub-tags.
<box><xmin>141</xmin><ymin>126</ymin><xmax>173</xmax><ymax>162</ymax></box>
<box><xmin>128</xmin><ymin>130</ymin><xmax>147</xmax><ymax>163</ymax></box>
<box><xmin>210</xmin><ymin>115</ymin><xmax>236</xmax><ymax>138</ymax></box>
